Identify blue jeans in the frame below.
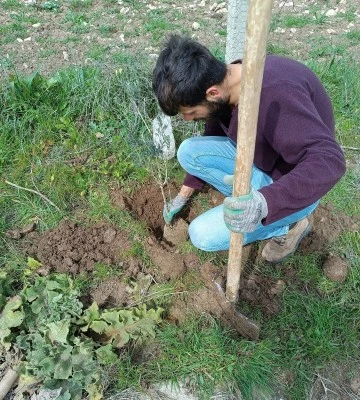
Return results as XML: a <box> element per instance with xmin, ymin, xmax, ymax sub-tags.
<box><xmin>177</xmin><ymin>136</ymin><xmax>319</xmax><ymax>251</ymax></box>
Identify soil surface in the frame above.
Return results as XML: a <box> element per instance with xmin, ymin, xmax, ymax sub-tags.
<box><xmin>22</xmin><ymin>181</ymin><xmax>358</xmax><ymax>329</ymax></box>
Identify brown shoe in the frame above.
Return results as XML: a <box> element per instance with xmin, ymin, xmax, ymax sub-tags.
<box><xmin>261</xmin><ymin>218</ymin><xmax>311</xmax><ymax>263</ymax></box>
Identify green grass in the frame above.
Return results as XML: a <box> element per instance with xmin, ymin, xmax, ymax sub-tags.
<box><xmin>143</xmin><ymin>10</ymin><xmax>175</xmax><ymax>44</ymax></box>
<box><xmin>68</xmin><ymin>0</ymin><xmax>93</xmax><ymax>10</ymax></box>
<box><xmin>98</xmin><ymin>24</ymin><xmax>118</xmax><ymax>37</ymax></box>
<box><xmin>117</xmin><ymin>316</ymin><xmax>279</xmax><ymax>399</ymax></box>
<box><xmin>346</xmin><ymin>29</ymin><xmax>360</xmax><ymax>44</ymax></box>
<box><xmin>0</xmin><ymin>21</ymin><xmax>28</xmax><ymax>45</ymax></box>
<box><xmin>0</xmin><ymin>0</ymin><xmax>24</xmax><ymax>10</ymax></box>
<box><xmin>1</xmin><ymin>19</ymin><xmax>359</xmax><ymax>397</ymax></box>
<box><xmin>281</xmin><ymin>15</ymin><xmax>313</xmax><ymax>28</ymax></box>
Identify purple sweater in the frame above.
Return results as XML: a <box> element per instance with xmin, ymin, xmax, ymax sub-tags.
<box><xmin>183</xmin><ymin>55</ymin><xmax>346</xmax><ymax>225</ymax></box>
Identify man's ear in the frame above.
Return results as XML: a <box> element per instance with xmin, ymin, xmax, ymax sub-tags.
<box><xmin>205</xmin><ymin>86</ymin><xmax>221</xmax><ymax>101</ymax></box>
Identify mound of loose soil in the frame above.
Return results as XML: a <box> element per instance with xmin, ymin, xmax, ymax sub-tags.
<box><xmin>301</xmin><ymin>203</ymin><xmax>359</xmax><ymax>253</ymax></box>
<box><xmin>25</xmin><ymin>219</ymin><xmax>133</xmax><ymax>274</ymax></box>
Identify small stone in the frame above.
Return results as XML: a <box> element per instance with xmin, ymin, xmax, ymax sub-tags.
<box><xmin>32</xmin><ymin>23</ymin><xmax>41</xmax><ymax>28</ymax></box>
<box><xmin>325</xmin><ymin>9</ymin><xmax>337</xmax><ymax>17</ymax></box>
<box><xmin>24</xmin><ymin>37</ymin><xmax>31</xmax><ymax>41</ymax></box>
<box><xmin>323</xmin><ymin>254</ymin><xmax>349</xmax><ymax>282</ymax></box>
<box><xmin>284</xmin><ymin>1</ymin><xmax>293</xmax><ymax>6</ymax></box>
<box><xmin>95</xmin><ymin>132</ymin><xmax>104</xmax><ymax>139</ymax></box>
<box><xmin>16</xmin><ymin>38</ymin><xmax>23</xmax><ymax>43</ymax></box>
<box><xmin>350</xmin><ymin>376</ymin><xmax>360</xmax><ymax>395</ymax></box>
<box><xmin>290</xmin><ymin>28</ymin><xmax>297</xmax><ymax>33</ymax></box>
<box><xmin>275</xmin><ymin>27</ymin><xmax>286</xmax><ymax>33</ymax></box>
<box><xmin>199</xmin><ymin>0</ymin><xmax>205</xmax><ymax>6</ymax></box>
<box><xmin>63</xmin><ymin>51</ymin><xmax>69</xmax><ymax>60</ymax></box>
<box><xmin>327</xmin><ymin>29</ymin><xmax>337</xmax><ymax>34</ymax></box>
<box><xmin>192</xmin><ymin>22</ymin><xmax>200</xmax><ymax>30</ymax></box>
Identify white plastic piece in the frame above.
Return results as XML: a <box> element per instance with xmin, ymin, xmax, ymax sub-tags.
<box><xmin>152</xmin><ymin>113</ymin><xmax>175</xmax><ymax>160</ymax></box>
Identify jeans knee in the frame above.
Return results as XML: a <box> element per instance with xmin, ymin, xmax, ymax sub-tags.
<box><xmin>189</xmin><ymin>220</ymin><xmax>212</xmax><ymax>251</ymax></box>
<box><xmin>177</xmin><ymin>138</ymin><xmax>196</xmax><ymax>170</ymax></box>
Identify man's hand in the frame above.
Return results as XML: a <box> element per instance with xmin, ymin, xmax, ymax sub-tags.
<box><xmin>223</xmin><ymin>189</ymin><xmax>268</xmax><ymax>233</ymax></box>
<box><xmin>163</xmin><ymin>194</ymin><xmax>188</xmax><ymax>224</ymax></box>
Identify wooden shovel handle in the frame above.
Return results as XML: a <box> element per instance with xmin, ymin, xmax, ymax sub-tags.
<box><xmin>226</xmin><ymin>0</ymin><xmax>274</xmax><ymax>302</ymax></box>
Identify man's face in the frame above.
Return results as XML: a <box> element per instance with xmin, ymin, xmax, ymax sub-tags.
<box><xmin>179</xmin><ymin>97</ymin><xmax>231</xmax><ymax>122</ymax></box>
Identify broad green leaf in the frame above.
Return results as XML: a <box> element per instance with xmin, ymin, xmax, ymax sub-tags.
<box><xmin>54</xmin><ymin>359</ymin><xmax>72</xmax><ymax>380</ymax></box>
<box><xmin>38</xmin><ymin>356</ymin><xmax>57</xmax><ymax>375</ymax></box>
<box><xmin>23</xmin><ymin>286</ymin><xmax>39</xmax><ymax>302</ymax></box>
<box><xmin>112</xmin><ymin>331</ymin><xmax>130</xmax><ymax>348</ymax></box>
<box><xmin>89</xmin><ymin>321</ymin><xmax>108</xmax><ymax>334</ymax></box>
<box><xmin>53</xmin><ymin>346</ymin><xmax>72</xmax><ymax>379</ymax></box>
<box><xmin>0</xmin><ymin>296</ymin><xmax>24</xmax><ymax>328</ymax></box>
<box><xmin>30</xmin><ymin>297</ymin><xmax>44</xmax><ymax>314</ymax></box>
<box><xmin>0</xmin><ymin>327</ymin><xmax>11</xmax><ymax>350</ymax></box>
<box><xmin>27</xmin><ymin>257</ymin><xmax>42</xmax><ymax>270</ymax></box>
<box><xmin>46</xmin><ymin>280</ymin><xmax>63</xmax><ymax>291</ymax></box>
<box><xmin>96</xmin><ymin>344</ymin><xmax>117</xmax><ymax>365</ymax></box>
<box><xmin>101</xmin><ymin>310</ymin><xmax>121</xmax><ymax>325</ymax></box>
<box><xmin>87</xmin><ymin>383</ymin><xmax>103</xmax><ymax>400</ymax></box>
<box><xmin>47</xmin><ymin>320</ymin><xmax>70</xmax><ymax>343</ymax></box>
<box><xmin>83</xmin><ymin>302</ymin><xmax>100</xmax><ymax>323</ymax></box>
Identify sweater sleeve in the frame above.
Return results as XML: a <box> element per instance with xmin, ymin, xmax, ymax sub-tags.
<box><xmin>182</xmin><ymin>120</ymin><xmax>227</xmax><ymax>189</ymax></box>
<box><xmin>258</xmin><ymin>83</ymin><xmax>346</xmax><ymax>225</ymax></box>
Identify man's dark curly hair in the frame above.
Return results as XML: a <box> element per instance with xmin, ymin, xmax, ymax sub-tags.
<box><xmin>152</xmin><ymin>35</ymin><xmax>227</xmax><ymax>116</ymax></box>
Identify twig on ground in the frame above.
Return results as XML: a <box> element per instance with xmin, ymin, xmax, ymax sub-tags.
<box><xmin>5</xmin><ymin>180</ymin><xmax>61</xmax><ymax>213</ymax></box>
<box><xmin>341</xmin><ymin>146</ymin><xmax>360</xmax><ymax>151</ymax></box>
<box><xmin>0</xmin><ymin>369</ymin><xmax>19</xmax><ymax>400</ymax></box>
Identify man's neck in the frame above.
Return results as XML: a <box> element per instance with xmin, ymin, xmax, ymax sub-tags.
<box><xmin>225</xmin><ymin>64</ymin><xmax>242</xmax><ymax>107</ymax></box>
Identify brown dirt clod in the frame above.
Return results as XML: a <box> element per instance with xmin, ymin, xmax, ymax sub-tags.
<box><xmin>163</xmin><ymin>218</ymin><xmax>189</xmax><ymax>246</ymax></box>
<box><xmin>323</xmin><ymin>254</ymin><xmax>349</xmax><ymax>282</ymax></box>
<box><xmin>91</xmin><ymin>277</ymin><xmax>128</xmax><ymax>307</ymax></box>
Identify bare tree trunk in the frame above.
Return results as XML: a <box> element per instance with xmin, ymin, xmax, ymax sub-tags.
<box><xmin>225</xmin><ymin>0</ymin><xmax>249</xmax><ymax>62</ymax></box>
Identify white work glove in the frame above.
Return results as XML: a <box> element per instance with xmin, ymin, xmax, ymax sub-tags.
<box><xmin>163</xmin><ymin>194</ymin><xmax>188</xmax><ymax>224</ymax></box>
<box><xmin>223</xmin><ymin>175</ymin><xmax>268</xmax><ymax>233</ymax></box>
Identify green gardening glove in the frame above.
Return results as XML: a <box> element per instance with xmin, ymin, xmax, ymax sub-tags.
<box><xmin>163</xmin><ymin>194</ymin><xmax>188</xmax><ymax>224</ymax></box>
<box><xmin>223</xmin><ymin>175</ymin><xmax>268</xmax><ymax>233</ymax></box>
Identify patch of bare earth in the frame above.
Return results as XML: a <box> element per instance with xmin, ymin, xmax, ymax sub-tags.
<box><xmin>16</xmin><ymin>181</ymin><xmax>357</xmax><ymax>331</ymax></box>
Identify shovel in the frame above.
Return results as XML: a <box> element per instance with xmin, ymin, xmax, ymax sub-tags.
<box><xmin>209</xmin><ymin>0</ymin><xmax>274</xmax><ymax>340</ymax></box>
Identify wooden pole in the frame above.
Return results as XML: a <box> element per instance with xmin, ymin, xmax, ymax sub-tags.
<box><xmin>226</xmin><ymin>0</ymin><xmax>274</xmax><ymax>302</ymax></box>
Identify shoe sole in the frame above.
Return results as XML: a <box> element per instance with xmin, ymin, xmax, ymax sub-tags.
<box><xmin>264</xmin><ymin>221</ymin><xmax>312</xmax><ymax>264</ymax></box>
